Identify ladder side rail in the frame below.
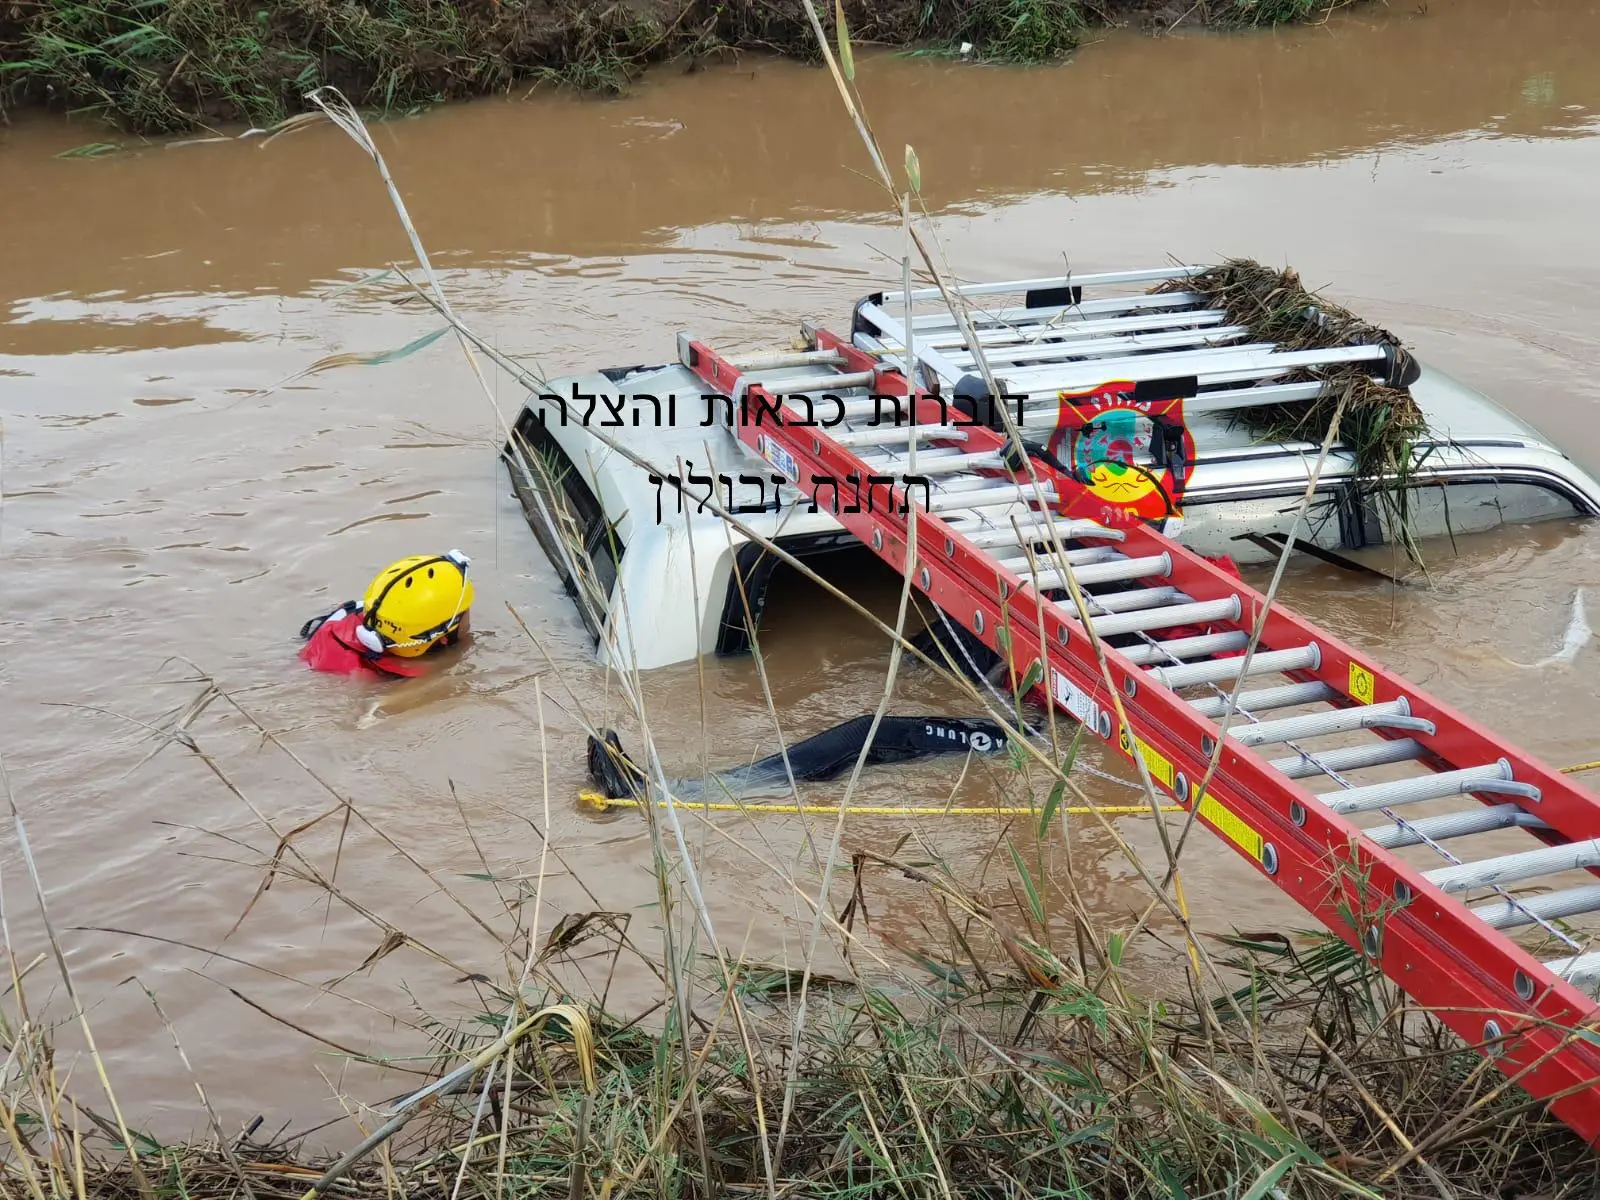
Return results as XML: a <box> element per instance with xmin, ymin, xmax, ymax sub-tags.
<box><xmin>687</xmin><ymin>332</ymin><xmax>1600</xmax><ymax>1142</ymax></box>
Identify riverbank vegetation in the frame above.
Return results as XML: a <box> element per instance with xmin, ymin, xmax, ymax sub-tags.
<box><xmin>0</xmin><ymin>0</ymin><xmax>1362</xmax><ymax>135</ymax></box>
<box><xmin>3</xmin><ymin>719</ymin><xmax>1594</xmax><ymax>1199</ymax></box>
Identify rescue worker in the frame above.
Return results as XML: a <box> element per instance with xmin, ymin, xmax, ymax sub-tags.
<box><xmin>298</xmin><ymin>550</ymin><xmax>474</xmax><ymax>678</ymax></box>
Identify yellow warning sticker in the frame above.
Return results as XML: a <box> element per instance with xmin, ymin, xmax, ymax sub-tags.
<box><xmin>1349</xmin><ymin>661</ymin><xmax>1376</xmax><ymax>706</ymax></box>
<box><xmin>1119</xmin><ymin>725</ymin><xmax>1175</xmax><ymax>791</ymax></box>
<box><xmin>1196</xmin><ymin>791</ymin><xmax>1266</xmax><ymax>862</ymax></box>
<box><xmin>1115</xmin><ymin>724</ymin><xmax>1265</xmax><ymax>863</ymax></box>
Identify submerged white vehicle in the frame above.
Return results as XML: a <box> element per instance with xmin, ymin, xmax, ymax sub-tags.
<box><xmin>501</xmin><ymin>265</ymin><xmax>1600</xmax><ymax>672</ymax></box>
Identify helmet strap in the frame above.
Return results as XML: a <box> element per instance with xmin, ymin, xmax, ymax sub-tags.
<box><xmin>363</xmin><ymin>555</ymin><xmax>451</xmax><ymax>635</ymax></box>
<box><xmin>361</xmin><ymin>553</ymin><xmax>472</xmax><ymax>653</ymax></box>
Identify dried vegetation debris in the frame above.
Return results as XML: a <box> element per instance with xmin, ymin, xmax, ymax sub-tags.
<box><xmin>1154</xmin><ymin>257</ymin><xmax>1436</xmax><ymax>561</ymax></box>
<box><xmin>1</xmin><ymin>0</ymin><xmax>1364</xmax><ymax>134</ymax></box>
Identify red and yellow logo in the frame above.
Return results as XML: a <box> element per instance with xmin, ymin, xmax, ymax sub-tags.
<box><xmin>1045</xmin><ymin>381</ymin><xmax>1196</xmax><ymax>527</ymax></box>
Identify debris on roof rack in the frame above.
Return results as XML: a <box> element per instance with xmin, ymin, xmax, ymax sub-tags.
<box><xmin>1153</xmin><ymin>258</ymin><xmax>1433</xmax><ymax>562</ymax></box>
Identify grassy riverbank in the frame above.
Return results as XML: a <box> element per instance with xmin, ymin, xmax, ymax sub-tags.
<box><xmin>4</xmin><ymin>799</ymin><xmax>1593</xmax><ymax>1200</ymax></box>
<box><xmin>0</xmin><ymin>0</ymin><xmax>1358</xmax><ymax>134</ymax></box>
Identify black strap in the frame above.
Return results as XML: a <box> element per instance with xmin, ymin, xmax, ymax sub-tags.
<box><xmin>300</xmin><ymin>600</ymin><xmax>358</xmax><ymax>640</ymax></box>
<box><xmin>363</xmin><ymin>556</ymin><xmax>451</xmax><ymax>636</ymax></box>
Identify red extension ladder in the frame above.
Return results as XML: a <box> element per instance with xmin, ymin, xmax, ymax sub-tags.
<box><xmin>678</xmin><ymin>266</ymin><xmax>1600</xmax><ymax>1142</ymax></box>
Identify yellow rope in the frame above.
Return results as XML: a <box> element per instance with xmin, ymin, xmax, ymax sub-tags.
<box><xmin>581</xmin><ymin>758</ymin><xmax>1600</xmax><ymax>818</ymax></box>
<box><xmin>579</xmin><ymin>792</ymin><xmax>1182</xmax><ymax>817</ymax></box>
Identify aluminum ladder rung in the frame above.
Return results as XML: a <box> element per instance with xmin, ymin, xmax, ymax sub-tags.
<box><xmin>729</xmin><ymin>349</ymin><xmax>846</xmax><ymax>371</ymax></box>
<box><xmin>997</xmin><ymin>546</ymin><xmax>1123</xmax><ymax>573</ymax></box>
<box><xmin>1088</xmin><ymin>596</ymin><xmax>1241</xmax><ymax>639</ymax></box>
<box><xmin>1080</xmin><ymin>585</ymin><xmax>1184</xmax><ymax>614</ymax></box>
<box><xmin>1321</xmin><ymin>761</ymin><xmax>1537</xmax><ymax>817</ymax></box>
<box><xmin>949</xmin><ymin>517</ymin><xmax>1124</xmax><ymax>549</ymax></box>
<box><xmin>1189</xmin><ymin>681</ymin><xmax>1338</xmax><ymax>719</ymax></box>
<box><xmin>834</xmin><ymin>426</ymin><xmax>969</xmax><ymax>448</ymax></box>
<box><xmin>1427</xmin><ymin>838</ymin><xmax>1600</xmax><ymax>895</ymax></box>
<box><xmin>1471</xmin><ymin>883</ymin><xmax>1600</xmax><ymax>931</ymax></box>
<box><xmin>1027</xmin><ymin>553</ymin><xmax>1173</xmax><ymax>592</ymax></box>
<box><xmin>1366</xmin><ymin>804</ymin><xmax>1550</xmax><ymax>851</ymax></box>
<box><xmin>859</xmin><ymin>450</ymin><xmax>1007</xmax><ymax>477</ymax></box>
<box><xmin>926</xmin><ymin>483</ymin><xmax>1058</xmax><ymax>512</ymax></box>
<box><xmin>1146</xmin><ymin>644</ymin><xmax>1320</xmax><ymax>690</ymax></box>
<box><xmin>746</xmin><ymin>369</ymin><xmax>876</xmax><ymax>397</ymax></box>
<box><xmin>1541</xmin><ymin>951</ymin><xmax>1600</xmax><ymax>991</ymax></box>
<box><xmin>1230</xmin><ymin>699</ymin><xmax>1426</xmax><ymax>749</ymax></box>
<box><xmin>1119</xmin><ymin>631</ymin><xmax>1250</xmax><ymax>666</ymax></box>
<box><xmin>1268</xmin><ymin>737</ymin><xmax>1424</xmax><ymax>780</ymax></box>
<box><xmin>939</xmin><ymin>325</ymin><xmax>1252</xmax><ymax>370</ymax></box>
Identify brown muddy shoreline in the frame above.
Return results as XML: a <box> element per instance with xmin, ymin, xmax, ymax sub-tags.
<box><xmin>0</xmin><ymin>0</ymin><xmax>1357</xmax><ymax>135</ymax></box>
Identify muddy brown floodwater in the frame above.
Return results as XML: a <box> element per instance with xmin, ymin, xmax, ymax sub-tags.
<box><xmin>4</xmin><ymin>0</ymin><xmax>1600</xmax><ymax>1149</ymax></box>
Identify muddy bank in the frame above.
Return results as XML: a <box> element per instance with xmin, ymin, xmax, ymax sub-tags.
<box><xmin>0</xmin><ymin>0</ymin><xmax>1355</xmax><ymax>135</ymax></box>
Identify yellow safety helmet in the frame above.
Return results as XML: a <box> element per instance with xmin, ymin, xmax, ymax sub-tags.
<box><xmin>356</xmin><ymin>550</ymin><xmax>475</xmax><ymax>658</ymax></box>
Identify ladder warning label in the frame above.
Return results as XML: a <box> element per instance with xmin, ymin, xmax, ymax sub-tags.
<box><xmin>1349</xmin><ymin>661</ymin><xmax>1376</xmax><ymax>705</ymax></box>
<box><xmin>1115</xmin><ymin>723</ymin><xmax>1265</xmax><ymax>863</ymax></box>
<box><xmin>1119</xmin><ymin>725</ymin><xmax>1175</xmax><ymax>791</ymax></box>
<box><xmin>1195</xmin><ymin>793</ymin><xmax>1266</xmax><ymax>862</ymax></box>
<box><xmin>758</xmin><ymin>434</ymin><xmax>800</xmax><ymax>483</ymax></box>
<box><xmin>1051</xmin><ymin>669</ymin><xmax>1111</xmax><ymax>740</ymax></box>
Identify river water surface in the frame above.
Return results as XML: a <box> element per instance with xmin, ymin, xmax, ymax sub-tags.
<box><xmin>4</xmin><ymin>0</ymin><xmax>1600</xmax><ymax>1146</ymax></box>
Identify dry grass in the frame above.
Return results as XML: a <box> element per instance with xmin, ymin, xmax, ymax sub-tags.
<box><xmin>1153</xmin><ymin>258</ymin><xmax>1435</xmax><ymax>563</ymax></box>
<box><xmin>3</xmin><ymin>754</ymin><xmax>1597</xmax><ymax>1200</ymax></box>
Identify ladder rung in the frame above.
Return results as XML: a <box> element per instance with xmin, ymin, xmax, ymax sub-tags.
<box><xmin>1146</xmin><ymin>645</ymin><xmax>1320</xmax><ymax>690</ymax></box>
<box><xmin>1322</xmin><ymin>762</ymin><xmax>1536</xmax><ymax>817</ymax></box>
<box><xmin>1089</xmin><ymin>597</ymin><xmax>1241</xmax><ymax>639</ymax></box>
<box><xmin>1190</xmin><ymin>681</ymin><xmax>1337</xmax><ymax>719</ymax></box>
<box><xmin>835</xmin><ymin>426</ymin><xmax>968</xmax><ymax>448</ymax></box>
<box><xmin>730</xmin><ymin>349</ymin><xmax>846</xmax><ymax>371</ymax></box>
<box><xmin>1230</xmin><ymin>700</ymin><xmax>1423</xmax><ymax>749</ymax></box>
<box><xmin>1471</xmin><ymin>883</ymin><xmax>1600</xmax><ymax>931</ymax></box>
<box><xmin>1424</xmin><ymin>838</ymin><xmax>1600</xmax><ymax>895</ymax></box>
<box><xmin>1030</xmin><ymin>553</ymin><xmax>1173</xmax><ymax>592</ymax></box>
<box><xmin>1366</xmin><ymin>803</ymin><xmax>1550</xmax><ymax>851</ymax></box>
<box><xmin>999</xmin><ymin>546</ymin><xmax>1122</xmax><ymax>573</ymax></box>
<box><xmin>950</xmin><ymin>518</ymin><xmax>1124</xmax><ymax>549</ymax></box>
<box><xmin>1119</xmin><ymin>631</ymin><xmax>1250</xmax><ymax>666</ymax></box>
<box><xmin>927</xmin><ymin>484</ymin><xmax>1058</xmax><ymax>512</ymax></box>
<box><xmin>1542</xmin><ymin>951</ymin><xmax>1600</xmax><ymax>991</ymax></box>
<box><xmin>750</xmin><ymin>370</ymin><xmax>874</xmax><ymax>394</ymax></box>
<box><xmin>1082</xmin><ymin>586</ymin><xmax>1183</xmax><ymax>614</ymax></box>
<box><xmin>861</xmin><ymin>451</ymin><xmax>1007</xmax><ymax>477</ymax></box>
<box><xmin>1268</xmin><ymin>737</ymin><xmax>1424</xmax><ymax>780</ymax></box>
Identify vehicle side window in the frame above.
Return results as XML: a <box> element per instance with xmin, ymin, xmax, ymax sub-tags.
<box><xmin>506</xmin><ymin>412</ymin><xmax>624</xmax><ymax>643</ymax></box>
<box><xmin>1173</xmin><ymin>489</ymin><xmax>1346</xmax><ymax>562</ymax></box>
<box><xmin>1378</xmin><ymin>477</ymin><xmax>1580</xmax><ymax>544</ymax></box>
